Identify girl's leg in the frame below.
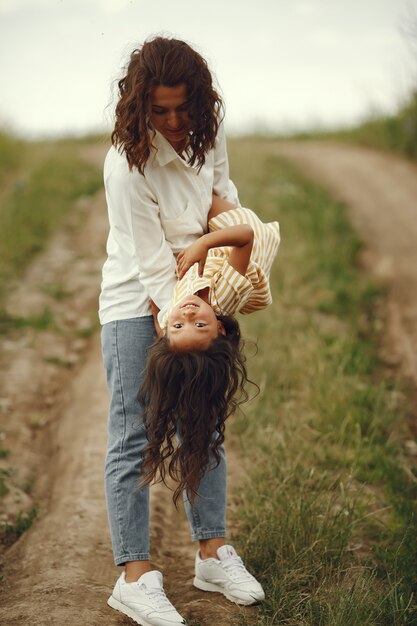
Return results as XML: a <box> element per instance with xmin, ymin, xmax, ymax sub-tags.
<box><xmin>185</xmin><ymin>442</ymin><xmax>265</xmax><ymax>605</ymax></box>
<box><xmin>101</xmin><ymin>316</ymin><xmax>155</xmax><ymax>570</ymax></box>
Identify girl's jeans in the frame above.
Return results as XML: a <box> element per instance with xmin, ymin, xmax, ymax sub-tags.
<box><xmin>101</xmin><ymin>317</ymin><xmax>227</xmax><ymax>566</ymax></box>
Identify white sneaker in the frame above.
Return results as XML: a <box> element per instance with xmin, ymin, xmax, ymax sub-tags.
<box><xmin>193</xmin><ymin>544</ymin><xmax>265</xmax><ymax>606</ymax></box>
<box><xmin>108</xmin><ymin>570</ymin><xmax>186</xmax><ymax>626</ymax></box>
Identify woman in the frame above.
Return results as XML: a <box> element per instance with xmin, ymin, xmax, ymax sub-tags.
<box><xmin>100</xmin><ymin>36</ymin><xmax>264</xmax><ymax>626</ymax></box>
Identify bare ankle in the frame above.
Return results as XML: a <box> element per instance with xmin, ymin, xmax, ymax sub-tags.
<box><xmin>199</xmin><ymin>537</ymin><xmax>226</xmax><ymax>560</ymax></box>
<box><xmin>125</xmin><ymin>560</ymin><xmax>152</xmax><ymax>582</ymax></box>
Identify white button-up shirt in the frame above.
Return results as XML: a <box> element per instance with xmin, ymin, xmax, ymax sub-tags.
<box><xmin>99</xmin><ymin>123</ymin><xmax>239</xmax><ymax>325</ymax></box>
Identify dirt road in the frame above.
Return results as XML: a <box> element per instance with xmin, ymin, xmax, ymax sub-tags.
<box><xmin>275</xmin><ymin>140</ymin><xmax>417</xmax><ymax>386</ymax></box>
<box><xmin>0</xmin><ymin>140</ymin><xmax>416</xmax><ymax>625</ymax></box>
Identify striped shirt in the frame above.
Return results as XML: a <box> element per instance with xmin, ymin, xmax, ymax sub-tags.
<box><xmin>159</xmin><ymin>207</ymin><xmax>280</xmax><ymax>327</ymax></box>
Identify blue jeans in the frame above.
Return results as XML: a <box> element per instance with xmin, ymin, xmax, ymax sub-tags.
<box><xmin>101</xmin><ymin>317</ymin><xmax>227</xmax><ymax>566</ymax></box>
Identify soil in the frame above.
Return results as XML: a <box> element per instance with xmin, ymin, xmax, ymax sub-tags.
<box><xmin>0</xmin><ymin>139</ymin><xmax>416</xmax><ymax>625</ymax></box>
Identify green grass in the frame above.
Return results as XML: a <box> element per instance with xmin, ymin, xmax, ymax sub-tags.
<box><xmin>292</xmin><ymin>91</ymin><xmax>417</xmax><ymax>162</ymax></box>
<box><xmin>338</xmin><ymin>91</ymin><xmax>417</xmax><ymax>160</ymax></box>
<box><xmin>0</xmin><ymin>468</ymin><xmax>12</xmax><ymax>497</ymax></box>
<box><xmin>0</xmin><ymin>506</ymin><xmax>38</xmax><ymax>540</ymax></box>
<box><xmin>74</xmin><ymin>313</ymin><xmax>101</xmax><ymax>338</ymax></box>
<box><xmin>0</xmin><ymin>308</ymin><xmax>55</xmax><ymax>334</ymax></box>
<box><xmin>0</xmin><ymin>130</ymin><xmax>24</xmax><ymax>183</ymax></box>
<box><xmin>0</xmin><ymin>131</ymin><xmax>415</xmax><ymax>621</ymax></box>
<box><xmin>41</xmin><ymin>282</ymin><xmax>71</xmax><ymax>301</ymax></box>
<box><xmin>0</xmin><ymin>447</ymin><xmax>10</xmax><ymax>460</ymax></box>
<box><xmin>227</xmin><ymin>140</ymin><xmax>417</xmax><ymax>625</ymax></box>
<box><xmin>0</xmin><ymin>136</ymin><xmax>102</xmax><ymax>305</ymax></box>
<box><xmin>44</xmin><ymin>356</ymin><xmax>74</xmax><ymax>368</ymax></box>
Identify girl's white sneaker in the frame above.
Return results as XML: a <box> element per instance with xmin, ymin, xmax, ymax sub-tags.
<box><xmin>193</xmin><ymin>544</ymin><xmax>265</xmax><ymax>606</ymax></box>
<box><xmin>108</xmin><ymin>570</ymin><xmax>186</xmax><ymax>626</ymax></box>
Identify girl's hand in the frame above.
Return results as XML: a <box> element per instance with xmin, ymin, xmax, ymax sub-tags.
<box><xmin>149</xmin><ymin>299</ymin><xmax>163</xmax><ymax>337</ymax></box>
<box><xmin>177</xmin><ymin>238</ymin><xmax>208</xmax><ymax>279</ymax></box>
<box><xmin>149</xmin><ymin>299</ymin><xmax>160</xmax><ymax>317</ymax></box>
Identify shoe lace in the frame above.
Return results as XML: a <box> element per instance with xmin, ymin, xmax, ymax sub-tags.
<box><xmin>142</xmin><ymin>585</ymin><xmax>174</xmax><ymax>611</ymax></box>
<box><xmin>222</xmin><ymin>556</ymin><xmax>255</xmax><ymax>582</ymax></box>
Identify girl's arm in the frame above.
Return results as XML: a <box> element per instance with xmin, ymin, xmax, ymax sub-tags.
<box><xmin>177</xmin><ymin>224</ymin><xmax>254</xmax><ymax>279</ymax></box>
<box><xmin>149</xmin><ymin>299</ymin><xmax>163</xmax><ymax>337</ymax></box>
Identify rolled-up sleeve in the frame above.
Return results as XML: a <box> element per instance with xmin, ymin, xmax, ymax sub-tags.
<box><xmin>213</xmin><ymin>122</ymin><xmax>240</xmax><ymax>206</ymax></box>
<box><xmin>211</xmin><ymin>259</ymin><xmax>253</xmax><ymax>315</ymax></box>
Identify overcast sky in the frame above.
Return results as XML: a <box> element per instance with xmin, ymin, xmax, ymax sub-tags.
<box><xmin>0</xmin><ymin>0</ymin><xmax>416</xmax><ymax>137</ymax></box>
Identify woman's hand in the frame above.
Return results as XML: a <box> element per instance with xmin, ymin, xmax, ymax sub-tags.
<box><xmin>177</xmin><ymin>237</ymin><xmax>209</xmax><ymax>279</ymax></box>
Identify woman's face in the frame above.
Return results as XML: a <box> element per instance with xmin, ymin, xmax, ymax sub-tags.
<box><xmin>149</xmin><ymin>84</ymin><xmax>190</xmax><ymax>152</ymax></box>
<box><xmin>166</xmin><ymin>294</ymin><xmax>225</xmax><ymax>351</ymax></box>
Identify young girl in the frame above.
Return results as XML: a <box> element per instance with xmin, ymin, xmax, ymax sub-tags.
<box><xmin>139</xmin><ymin>194</ymin><xmax>280</xmax><ymax>504</ymax></box>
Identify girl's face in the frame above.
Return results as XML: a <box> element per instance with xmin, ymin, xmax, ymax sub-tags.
<box><xmin>149</xmin><ymin>84</ymin><xmax>190</xmax><ymax>152</ymax></box>
<box><xmin>166</xmin><ymin>294</ymin><xmax>225</xmax><ymax>351</ymax></box>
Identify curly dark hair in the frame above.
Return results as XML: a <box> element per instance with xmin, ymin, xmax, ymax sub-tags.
<box><xmin>111</xmin><ymin>35</ymin><xmax>224</xmax><ymax>173</ymax></box>
<box><xmin>139</xmin><ymin>316</ymin><xmax>255</xmax><ymax>506</ymax></box>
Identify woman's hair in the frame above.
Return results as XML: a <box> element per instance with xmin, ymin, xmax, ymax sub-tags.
<box><xmin>139</xmin><ymin>316</ymin><xmax>255</xmax><ymax>506</ymax></box>
<box><xmin>111</xmin><ymin>35</ymin><xmax>224</xmax><ymax>173</ymax></box>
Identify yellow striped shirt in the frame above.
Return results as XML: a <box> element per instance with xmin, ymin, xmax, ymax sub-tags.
<box><xmin>160</xmin><ymin>207</ymin><xmax>280</xmax><ymax>326</ymax></box>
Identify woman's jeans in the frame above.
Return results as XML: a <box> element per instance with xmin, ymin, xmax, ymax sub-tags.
<box><xmin>101</xmin><ymin>317</ymin><xmax>227</xmax><ymax>566</ymax></box>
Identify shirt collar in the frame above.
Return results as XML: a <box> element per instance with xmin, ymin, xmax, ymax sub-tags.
<box><xmin>151</xmin><ymin>130</ymin><xmax>190</xmax><ymax>168</ymax></box>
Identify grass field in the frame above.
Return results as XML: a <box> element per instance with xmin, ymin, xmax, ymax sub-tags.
<box><xmin>228</xmin><ymin>139</ymin><xmax>417</xmax><ymax>625</ymax></box>
<box><xmin>0</xmin><ymin>132</ymin><xmax>102</xmax><ymax>312</ymax></box>
<box><xmin>0</xmin><ymin>131</ymin><xmax>416</xmax><ymax>623</ymax></box>
<box><xmin>292</xmin><ymin>91</ymin><xmax>417</xmax><ymax>163</ymax></box>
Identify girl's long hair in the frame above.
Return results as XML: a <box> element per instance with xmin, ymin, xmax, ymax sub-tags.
<box><xmin>139</xmin><ymin>316</ymin><xmax>254</xmax><ymax>506</ymax></box>
<box><xmin>111</xmin><ymin>35</ymin><xmax>224</xmax><ymax>173</ymax></box>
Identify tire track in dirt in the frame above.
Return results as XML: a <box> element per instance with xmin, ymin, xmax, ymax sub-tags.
<box><xmin>0</xmin><ymin>336</ymin><xmax>116</xmax><ymax>625</ymax></box>
<box><xmin>274</xmin><ymin>140</ymin><xmax>417</xmax><ymax>388</ymax></box>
